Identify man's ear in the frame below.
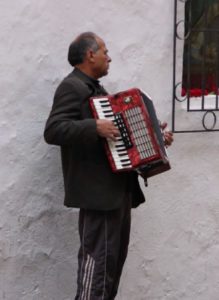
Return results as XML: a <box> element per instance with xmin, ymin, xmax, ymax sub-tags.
<box><xmin>86</xmin><ymin>49</ymin><xmax>95</xmax><ymax>63</ymax></box>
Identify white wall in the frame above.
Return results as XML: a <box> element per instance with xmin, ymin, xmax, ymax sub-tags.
<box><xmin>1</xmin><ymin>1</ymin><xmax>219</xmax><ymax>299</ymax></box>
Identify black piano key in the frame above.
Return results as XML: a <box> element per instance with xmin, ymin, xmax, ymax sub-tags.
<box><xmin>118</xmin><ymin>153</ymin><xmax>128</xmax><ymax>157</ymax></box>
<box><xmin>101</xmin><ymin>103</ymin><xmax>111</xmax><ymax>107</ymax></box>
<box><xmin>104</xmin><ymin>110</ymin><xmax>113</xmax><ymax>114</ymax></box>
<box><xmin>99</xmin><ymin>100</ymin><xmax>110</xmax><ymax>103</ymax></box>
<box><xmin>103</xmin><ymin>115</ymin><xmax>114</xmax><ymax>119</ymax></box>
<box><xmin>120</xmin><ymin>159</ymin><xmax>131</xmax><ymax>162</ymax></box>
<box><xmin>122</xmin><ymin>163</ymin><xmax>132</xmax><ymax>167</ymax></box>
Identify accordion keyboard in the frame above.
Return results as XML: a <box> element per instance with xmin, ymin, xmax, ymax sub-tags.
<box><xmin>92</xmin><ymin>97</ymin><xmax>132</xmax><ymax>170</ymax></box>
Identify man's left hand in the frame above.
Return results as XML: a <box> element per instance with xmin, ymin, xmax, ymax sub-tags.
<box><xmin>160</xmin><ymin>122</ymin><xmax>174</xmax><ymax>147</ymax></box>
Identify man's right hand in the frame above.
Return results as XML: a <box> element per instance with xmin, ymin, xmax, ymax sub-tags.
<box><xmin>96</xmin><ymin>119</ymin><xmax>120</xmax><ymax>141</ymax></box>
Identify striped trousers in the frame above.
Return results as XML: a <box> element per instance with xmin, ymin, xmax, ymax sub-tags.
<box><xmin>75</xmin><ymin>193</ymin><xmax>131</xmax><ymax>300</ymax></box>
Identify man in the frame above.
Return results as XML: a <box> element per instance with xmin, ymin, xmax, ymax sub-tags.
<box><xmin>44</xmin><ymin>32</ymin><xmax>173</xmax><ymax>300</ymax></box>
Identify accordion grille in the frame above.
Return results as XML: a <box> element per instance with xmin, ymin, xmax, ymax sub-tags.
<box><xmin>124</xmin><ymin>107</ymin><xmax>156</xmax><ymax>159</ymax></box>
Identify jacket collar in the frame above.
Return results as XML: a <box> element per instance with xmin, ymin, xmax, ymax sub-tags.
<box><xmin>72</xmin><ymin>68</ymin><xmax>100</xmax><ymax>87</ymax></box>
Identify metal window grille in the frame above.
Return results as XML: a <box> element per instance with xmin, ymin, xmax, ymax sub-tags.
<box><xmin>172</xmin><ymin>0</ymin><xmax>219</xmax><ymax>132</ymax></box>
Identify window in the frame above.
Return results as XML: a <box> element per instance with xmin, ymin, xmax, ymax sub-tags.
<box><xmin>172</xmin><ymin>0</ymin><xmax>219</xmax><ymax>132</ymax></box>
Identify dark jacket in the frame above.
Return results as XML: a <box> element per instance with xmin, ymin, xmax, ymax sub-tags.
<box><xmin>44</xmin><ymin>68</ymin><xmax>145</xmax><ymax>210</ymax></box>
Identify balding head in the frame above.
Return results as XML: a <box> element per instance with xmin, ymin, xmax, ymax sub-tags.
<box><xmin>68</xmin><ymin>32</ymin><xmax>100</xmax><ymax>67</ymax></box>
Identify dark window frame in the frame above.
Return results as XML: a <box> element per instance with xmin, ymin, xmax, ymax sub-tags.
<box><xmin>172</xmin><ymin>0</ymin><xmax>219</xmax><ymax>132</ymax></box>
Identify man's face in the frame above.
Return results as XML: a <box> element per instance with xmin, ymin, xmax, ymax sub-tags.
<box><xmin>92</xmin><ymin>37</ymin><xmax>111</xmax><ymax>79</ymax></box>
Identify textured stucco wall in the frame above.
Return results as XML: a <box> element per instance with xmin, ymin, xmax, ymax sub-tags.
<box><xmin>1</xmin><ymin>1</ymin><xmax>219</xmax><ymax>300</ymax></box>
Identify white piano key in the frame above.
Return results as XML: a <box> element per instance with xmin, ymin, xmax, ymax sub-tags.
<box><xmin>95</xmin><ymin>104</ymin><xmax>111</xmax><ymax>109</ymax></box>
<box><xmin>112</xmin><ymin>152</ymin><xmax>130</xmax><ymax>162</ymax></box>
<box><xmin>114</xmin><ymin>142</ymin><xmax>126</xmax><ymax>147</ymax></box>
<box><xmin>94</xmin><ymin>106</ymin><xmax>112</xmax><ymax>112</ymax></box>
<box><xmin>116</xmin><ymin>151</ymin><xmax>127</xmax><ymax>156</ymax></box>
<box><xmin>115</xmin><ymin>161</ymin><xmax>131</xmax><ymax>168</ymax></box>
<box><xmin>114</xmin><ymin>158</ymin><xmax>131</xmax><ymax>163</ymax></box>
<box><xmin>112</xmin><ymin>152</ymin><xmax>129</xmax><ymax>159</ymax></box>
<box><xmin>115</xmin><ymin>139</ymin><xmax>124</xmax><ymax>143</ymax></box>
<box><xmin>96</xmin><ymin>112</ymin><xmax>115</xmax><ymax>120</ymax></box>
<box><xmin>95</xmin><ymin>104</ymin><xmax>112</xmax><ymax>109</ymax></box>
<box><xmin>93</xmin><ymin>97</ymin><xmax>109</xmax><ymax>103</ymax></box>
<box><xmin>95</xmin><ymin>108</ymin><xmax>113</xmax><ymax>114</ymax></box>
<box><xmin>115</xmin><ymin>145</ymin><xmax>126</xmax><ymax>149</ymax></box>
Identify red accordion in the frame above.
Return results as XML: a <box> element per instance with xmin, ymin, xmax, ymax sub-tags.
<box><xmin>90</xmin><ymin>88</ymin><xmax>170</xmax><ymax>179</ymax></box>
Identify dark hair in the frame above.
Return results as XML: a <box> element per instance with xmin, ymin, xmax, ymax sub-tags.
<box><xmin>68</xmin><ymin>32</ymin><xmax>100</xmax><ymax>67</ymax></box>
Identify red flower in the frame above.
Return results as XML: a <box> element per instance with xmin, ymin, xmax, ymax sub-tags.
<box><xmin>181</xmin><ymin>88</ymin><xmax>186</xmax><ymax>96</ymax></box>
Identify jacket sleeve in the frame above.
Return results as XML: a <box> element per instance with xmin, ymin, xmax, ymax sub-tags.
<box><xmin>44</xmin><ymin>80</ymin><xmax>98</xmax><ymax>146</ymax></box>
